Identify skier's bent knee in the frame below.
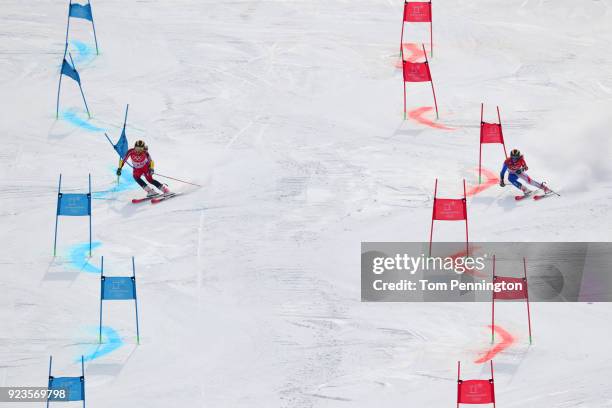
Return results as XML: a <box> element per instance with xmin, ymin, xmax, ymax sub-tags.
<box><xmin>508</xmin><ymin>174</ymin><xmax>521</xmax><ymax>189</ymax></box>
<box><xmin>133</xmin><ymin>175</ymin><xmax>148</xmax><ymax>188</ymax></box>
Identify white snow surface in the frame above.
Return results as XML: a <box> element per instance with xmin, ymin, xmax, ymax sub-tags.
<box><xmin>1</xmin><ymin>0</ymin><xmax>612</xmax><ymax>407</ymax></box>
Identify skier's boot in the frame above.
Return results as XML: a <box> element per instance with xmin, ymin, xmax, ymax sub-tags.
<box><xmin>159</xmin><ymin>184</ymin><xmax>171</xmax><ymax>195</ymax></box>
<box><xmin>521</xmin><ymin>185</ymin><xmax>532</xmax><ymax>197</ymax></box>
<box><xmin>145</xmin><ymin>186</ymin><xmax>157</xmax><ymax>197</ymax></box>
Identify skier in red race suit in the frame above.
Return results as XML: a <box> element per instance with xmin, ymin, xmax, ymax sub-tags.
<box><xmin>116</xmin><ymin>140</ymin><xmax>170</xmax><ymax>197</ymax></box>
<box><xmin>499</xmin><ymin>149</ymin><xmax>550</xmax><ymax>198</ymax></box>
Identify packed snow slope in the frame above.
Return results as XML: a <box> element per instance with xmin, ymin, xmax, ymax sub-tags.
<box><xmin>1</xmin><ymin>0</ymin><xmax>612</xmax><ymax>407</ymax></box>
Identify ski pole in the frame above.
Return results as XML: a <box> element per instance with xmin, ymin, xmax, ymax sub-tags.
<box><xmin>154</xmin><ymin>173</ymin><xmax>202</xmax><ymax>187</ymax></box>
<box><xmin>542</xmin><ymin>182</ymin><xmax>560</xmax><ymax>196</ymax></box>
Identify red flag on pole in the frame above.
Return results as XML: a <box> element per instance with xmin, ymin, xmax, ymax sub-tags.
<box><xmin>493</xmin><ymin>276</ymin><xmax>528</xmax><ymax>300</ymax></box>
<box><xmin>429</xmin><ymin>179</ymin><xmax>468</xmax><ymax>256</ymax></box>
<box><xmin>402</xmin><ymin>44</ymin><xmax>439</xmax><ymax>119</ymax></box>
<box><xmin>481</xmin><ymin>123</ymin><xmax>504</xmax><ymax>144</ymax></box>
<box><xmin>491</xmin><ymin>256</ymin><xmax>533</xmax><ymax>344</ymax></box>
<box><xmin>404</xmin><ymin>1</ymin><xmax>432</xmax><ymax>22</ymax></box>
<box><xmin>479</xmin><ymin>104</ymin><xmax>508</xmax><ymax>183</ymax></box>
<box><xmin>433</xmin><ymin>198</ymin><xmax>466</xmax><ymax>221</ymax></box>
<box><xmin>400</xmin><ymin>1</ymin><xmax>433</xmax><ymax>57</ymax></box>
<box><xmin>457</xmin><ymin>361</ymin><xmax>496</xmax><ymax>407</ymax></box>
<box><xmin>403</xmin><ymin>61</ymin><xmax>431</xmax><ymax>82</ymax></box>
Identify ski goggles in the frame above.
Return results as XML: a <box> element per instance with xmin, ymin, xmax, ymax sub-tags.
<box><xmin>134</xmin><ymin>146</ymin><xmax>145</xmax><ymax>153</ymax></box>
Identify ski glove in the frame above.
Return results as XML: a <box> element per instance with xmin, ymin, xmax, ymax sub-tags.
<box><xmin>515</xmin><ymin>168</ymin><xmax>522</xmax><ymax>175</ymax></box>
<box><xmin>149</xmin><ymin>168</ymin><xmax>154</xmax><ymax>175</ymax></box>
<box><xmin>499</xmin><ymin>180</ymin><xmax>505</xmax><ymax>187</ymax></box>
<box><xmin>116</xmin><ymin>168</ymin><xmax>122</xmax><ymax>176</ymax></box>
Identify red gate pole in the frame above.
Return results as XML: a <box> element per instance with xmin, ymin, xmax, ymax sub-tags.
<box><xmin>456</xmin><ymin>360</ymin><xmax>461</xmax><ymax>408</ymax></box>
<box><xmin>491</xmin><ymin>255</ymin><xmax>495</xmax><ymax>343</ymax></box>
<box><xmin>400</xmin><ymin>3</ymin><xmax>406</xmax><ymax>57</ymax></box>
<box><xmin>463</xmin><ymin>179</ymin><xmax>468</xmax><ymax>256</ymax></box>
<box><xmin>524</xmin><ymin>257</ymin><xmax>533</xmax><ymax>344</ymax></box>
<box><xmin>403</xmin><ymin>80</ymin><xmax>407</xmax><ymax>120</ymax></box>
<box><xmin>429</xmin><ymin>0</ymin><xmax>433</xmax><ymax>57</ymax></box>
<box><xmin>429</xmin><ymin>178</ymin><xmax>438</xmax><ymax>256</ymax></box>
<box><xmin>479</xmin><ymin>103</ymin><xmax>484</xmax><ymax>183</ymax></box>
<box><xmin>422</xmin><ymin>44</ymin><xmax>439</xmax><ymax>119</ymax></box>
<box><xmin>497</xmin><ymin>106</ymin><xmax>508</xmax><ymax>158</ymax></box>
<box><xmin>490</xmin><ymin>360</ymin><xmax>496</xmax><ymax>408</ymax></box>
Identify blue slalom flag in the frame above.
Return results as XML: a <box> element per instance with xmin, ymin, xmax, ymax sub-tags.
<box><xmin>102</xmin><ymin>276</ymin><xmax>136</xmax><ymax>300</ymax></box>
<box><xmin>99</xmin><ymin>257</ymin><xmax>141</xmax><ymax>344</ymax></box>
<box><xmin>57</xmin><ymin>193</ymin><xmax>91</xmax><ymax>216</ymax></box>
<box><xmin>104</xmin><ymin>105</ymin><xmax>130</xmax><ymax>159</ymax></box>
<box><xmin>61</xmin><ymin>58</ymin><xmax>81</xmax><ymax>84</ymax></box>
<box><xmin>65</xmin><ymin>1</ymin><xmax>99</xmax><ymax>55</ymax></box>
<box><xmin>53</xmin><ymin>175</ymin><xmax>92</xmax><ymax>257</ymax></box>
<box><xmin>46</xmin><ymin>356</ymin><xmax>85</xmax><ymax>408</ymax></box>
<box><xmin>104</xmin><ymin>130</ymin><xmax>128</xmax><ymax>160</ymax></box>
<box><xmin>56</xmin><ymin>49</ymin><xmax>90</xmax><ymax>118</ymax></box>
<box><xmin>114</xmin><ymin>127</ymin><xmax>128</xmax><ymax>158</ymax></box>
<box><xmin>69</xmin><ymin>3</ymin><xmax>93</xmax><ymax>21</ymax></box>
<box><xmin>48</xmin><ymin>377</ymin><xmax>84</xmax><ymax>401</ymax></box>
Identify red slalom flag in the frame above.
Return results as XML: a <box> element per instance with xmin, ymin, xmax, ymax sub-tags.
<box><xmin>400</xmin><ymin>1</ymin><xmax>433</xmax><ymax>57</ymax></box>
<box><xmin>479</xmin><ymin>104</ymin><xmax>508</xmax><ymax>184</ymax></box>
<box><xmin>433</xmin><ymin>198</ymin><xmax>466</xmax><ymax>221</ymax></box>
<box><xmin>493</xmin><ymin>276</ymin><xmax>528</xmax><ymax>300</ymax></box>
<box><xmin>402</xmin><ymin>44</ymin><xmax>439</xmax><ymax>120</ymax></box>
<box><xmin>491</xmin><ymin>256</ymin><xmax>533</xmax><ymax>344</ymax></box>
<box><xmin>481</xmin><ymin>123</ymin><xmax>503</xmax><ymax>144</ymax></box>
<box><xmin>457</xmin><ymin>361</ymin><xmax>496</xmax><ymax>407</ymax></box>
<box><xmin>403</xmin><ymin>61</ymin><xmax>431</xmax><ymax>82</ymax></box>
<box><xmin>429</xmin><ymin>179</ymin><xmax>468</xmax><ymax>256</ymax></box>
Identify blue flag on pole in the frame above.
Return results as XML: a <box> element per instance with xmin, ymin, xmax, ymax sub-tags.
<box><xmin>114</xmin><ymin>127</ymin><xmax>128</xmax><ymax>158</ymax></box>
<box><xmin>53</xmin><ymin>175</ymin><xmax>92</xmax><ymax>257</ymax></box>
<box><xmin>48</xmin><ymin>377</ymin><xmax>84</xmax><ymax>401</ymax></box>
<box><xmin>69</xmin><ymin>3</ymin><xmax>93</xmax><ymax>21</ymax></box>
<box><xmin>46</xmin><ymin>356</ymin><xmax>85</xmax><ymax>407</ymax></box>
<box><xmin>104</xmin><ymin>104</ymin><xmax>130</xmax><ymax>159</ymax></box>
<box><xmin>61</xmin><ymin>59</ymin><xmax>81</xmax><ymax>84</ymax></box>
<box><xmin>57</xmin><ymin>50</ymin><xmax>90</xmax><ymax>118</ymax></box>
<box><xmin>102</xmin><ymin>276</ymin><xmax>136</xmax><ymax>300</ymax></box>
<box><xmin>65</xmin><ymin>1</ymin><xmax>99</xmax><ymax>55</ymax></box>
<box><xmin>57</xmin><ymin>193</ymin><xmax>91</xmax><ymax>216</ymax></box>
<box><xmin>99</xmin><ymin>257</ymin><xmax>141</xmax><ymax>344</ymax></box>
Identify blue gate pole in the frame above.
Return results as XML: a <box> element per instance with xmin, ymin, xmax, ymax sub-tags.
<box><xmin>46</xmin><ymin>356</ymin><xmax>53</xmax><ymax>408</ymax></box>
<box><xmin>68</xmin><ymin>52</ymin><xmax>91</xmax><ymax>118</ymax></box>
<box><xmin>64</xmin><ymin>1</ymin><xmax>72</xmax><ymax>44</ymax></box>
<box><xmin>104</xmin><ymin>133</ymin><xmax>121</xmax><ymax>185</ymax></box>
<box><xmin>99</xmin><ymin>256</ymin><xmax>104</xmax><ymax>343</ymax></box>
<box><xmin>123</xmin><ymin>104</ymin><xmax>129</xmax><ymax>127</ymax></box>
<box><xmin>103</xmin><ymin>133</ymin><xmax>116</xmax><ymax>149</ymax></box>
<box><xmin>56</xmin><ymin>44</ymin><xmax>69</xmax><ymax>118</ymax></box>
<box><xmin>53</xmin><ymin>175</ymin><xmax>62</xmax><ymax>256</ymax></box>
<box><xmin>88</xmin><ymin>0</ymin><xmax>99</xmax><ymax>55</ymax></box>
<box><xmin>133</xmin><ymin>257</ymin><xmax>141</xmax><ymax>345</ymax></box>
<box><xmin>120</xmin><ymin>105</ymin><xmax>129</xmax><ymax>183</ymax></box>
<box><xmin>88</xmin><ymin>174</ymin><xmax>92</xmax><ymax>257</ymax></box>
<box><xmin>81</xmin><ymin>356</ymin><xmax>85</xmax><ymax>408</ymax></box>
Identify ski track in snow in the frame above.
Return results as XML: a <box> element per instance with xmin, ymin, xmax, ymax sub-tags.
<box><xmin>1</xmin><ymin>0</ymin><xmax>612</xmax><ymax>407</ymax></box>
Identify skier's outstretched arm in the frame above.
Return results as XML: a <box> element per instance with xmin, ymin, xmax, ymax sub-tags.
<box><xmin>117</xmin><ymin>149</ymin><xmax>133</xmax><ymax>176</ymax></box>
<box><xmin>499</xmin><ymin>163</ymin><xmax>508</xmax><ymax>187</ymax></box>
